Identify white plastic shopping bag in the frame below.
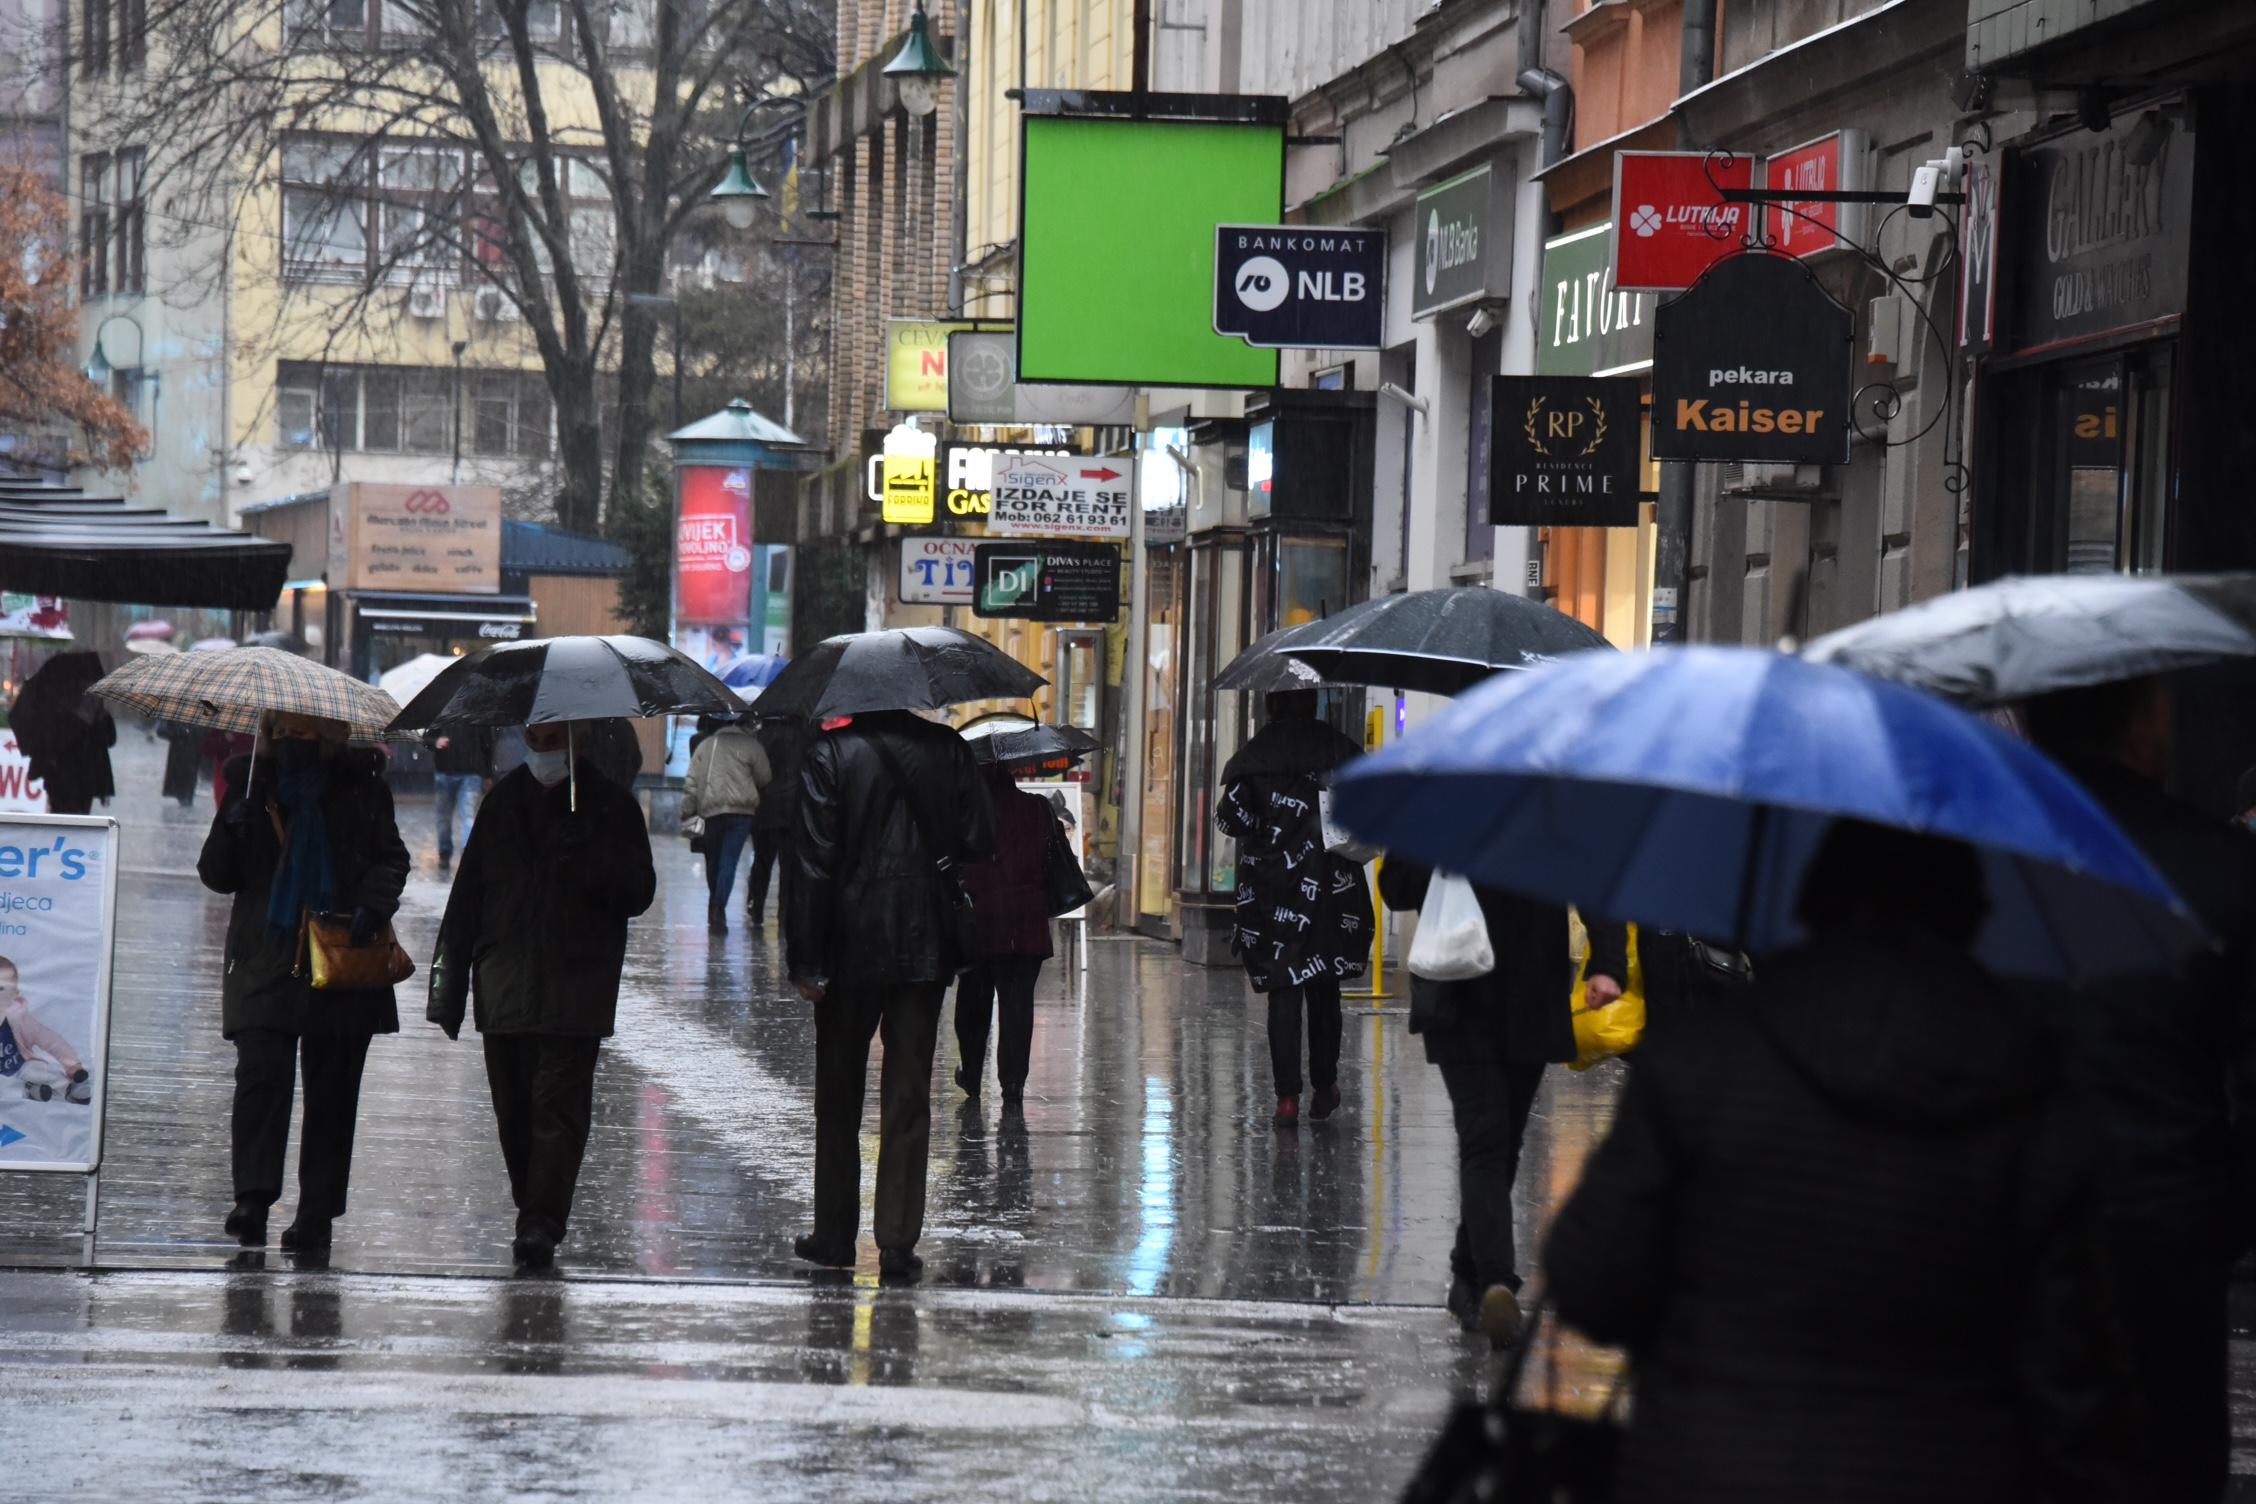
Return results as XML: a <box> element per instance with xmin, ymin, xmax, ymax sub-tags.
<box><xmin>1317</xmin><ymin>786</ymin><xmax>1380</xmax><ymax>863</ymax></box>
<box><xmin>1406</xmin><ymin>870</ymin><xmax>1495</xmax><ymax>981</ymax></box>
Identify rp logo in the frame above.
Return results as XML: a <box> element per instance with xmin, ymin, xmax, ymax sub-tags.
<box><xmin>1234</xmin><ymin>255</ymin><xmax>1289</xmax><ymax>313</ymax></box>
<box><xmin>402</xmin><ymin>489</ymin><xmax>452</xmax><ymax>515</ymax></box>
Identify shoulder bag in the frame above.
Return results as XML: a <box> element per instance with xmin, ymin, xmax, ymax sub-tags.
<box><xmin>297</xmin><ymin>911</ymin><xmax>416</xmax><ymax>991</ymax></box>
<box><xmin>865</xmin><ymin>735</ymin><xmax>980</xmax><ymax>970</ymax></box>
<box><xmin>1040</xmin><ymin>808</ymin><xmax>1094</xmax><ymax>917</ymax></box>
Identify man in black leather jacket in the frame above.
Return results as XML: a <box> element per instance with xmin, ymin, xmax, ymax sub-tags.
<box><xmin>787</xmin><ymin>709</ymin><xmax>995</xmax><ymax>1281</ymax></box>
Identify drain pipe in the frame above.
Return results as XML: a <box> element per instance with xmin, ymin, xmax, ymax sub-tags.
<box><xmin>1653</xmin><ymin>0</ymin><xmax>1718</xmax><ymax>643</ymax></box>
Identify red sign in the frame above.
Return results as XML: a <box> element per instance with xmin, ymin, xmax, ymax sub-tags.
<box><xmin>1611</xmin><ymin>151</ymin><xmax>1755</xmax><ymax>292</ymax></box>
<box><xmin>1766</xmin><ymin>137</ymin><xmax>1842</xmax><ymax>256</ymax></box>
<box><xmin>675</xmin><ymin>466</ymin><xmax>754</xmax><ymax>626</ymax></box>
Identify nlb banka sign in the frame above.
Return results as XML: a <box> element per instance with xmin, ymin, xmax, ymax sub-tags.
<box><xmin>1413</xmin><ymin>164</ymin><xmax>1510</xmax><ymax>319</ymax></box>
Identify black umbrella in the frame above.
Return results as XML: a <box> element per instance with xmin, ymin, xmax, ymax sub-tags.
<box><xmin>10</xmin><ymin>651</ymin><xmax>106</xmax><ymax>761</ymax></box>
<box><xmin>1801</xmin><ymin>573</ymin><xmax>2256</xmax><ymax>706</ymax></box>
<box><xmin>1211</xmin><ymin>620</ymin><xmax>1329</xmax><ymax>693</ymax></box>
<box><xmin>959</xmin><ymin>715</ymin><xmax>1102</xmax><ymax>771</ymax></box>
<box><xmin>1225</xmin><ymin>588</ymin><xmax>1614</xmax><ymax>696</ymax></box>
<box><xmin>752</xmin><ymin>626</ymin><xmax>1047</xmax><ymax>722</ymax></box>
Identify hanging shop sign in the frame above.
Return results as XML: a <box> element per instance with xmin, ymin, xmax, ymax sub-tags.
<box><xmin>864</xmin><ymin>423</ymin><xmax>940</xmax><ymax>526</ymax></box>
<box><xmin>899</xmin><ymin>536</ymin><xmax>979</xmax><ymax>605</ymax></box>
<box><xmin>972</xmin><ymin>541</ymin><xmax>1123</xmax><ymax>623</ymax></box>
<box><xmin>1959</xmin><ymin>153</ymin><xmax>2002</xmax><ymax>354</ymax></box>
<box><xmin>884</xmin><ymin>320</ymin><xmax>974</xmax><ymax>413</ymax></box>
<box><xmin>1764</xmin><ymin>130</ymin><xmax>1872</xmax><ymax>258</ymax></box>
<box><xmin>989</xmin><ymin>457</ymin><xmax>1135</xmax><ymax>539</ymax></box>
<box><xmin>1489</xmin><ymin>375</ymin><xmax>1646</xmax><ymax>528</ymax></box>
<box><xmin>1612</xmin><ymin>151</ymin><xmax>1757</xmax><ymax>293</ymax></box>
<box><xmin>0</xmin><ymin>597</ymin><xmax>68</xmax><ymax>641</ymax></box>
<box><xmin>675</xmin><ymin>465</ymin><xmax>754</xmax><ymax>626</ymax></box>
<box><xmin>1651</xmin><ymin>252</ymin><xmax>1853</xmax><ymax>465</ymax></box>
<box><xmin>946</xmin><ymin>332</ymin><xmax>1137</xmax><ymax>425</ymax></box>
<box><xmin>937</xmin><ymin>442</ymin><xmax>1079</xmax><ymax>522</ymax></box>
<box><xmin>2007</xmin><ymin>107</ymin><xmax>2192</xmax><ymax>354</ymax></box>
<box><xmin>1213</xmin><ymin>224</ymin><xmax>1387</xmax><ymax>349</ymax></box>
<box><xmin>1413</xmin><ymin>164</ymin><xmax>1512</xmax><ymax>319</ymax></box>
<box><xmin>1537</xmin><ymin>224</ymin><xmax>1655</xmax><ymax>377</ymax></box>
<box><xmin>337</xmin><ymin>483</ymin><xmax>502</xmax><ymax>595</ymax></box>
<box><xmin>0</xmin><ymin>815</ymin><xmax>117</xmax><ymax>1173</ymax></box>
<box><xmin>0</xmin><ymin>734</ymin><xmax>44</xmax><ymax>812</ymax></box>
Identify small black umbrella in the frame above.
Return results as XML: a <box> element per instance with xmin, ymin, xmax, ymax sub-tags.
<box><xmin>1210</xmin><ymin>620</ymin><xmax>1328</xmax><ymax>693</ymax></box>
<box><xmin>959</xmin><ymin>715</ymin><xmax>1101</xmax><ymax>771</ymax></box>
<box><xmin>1802</xmin><ymin>573</ymin><xmax>2256</xmax><ymax>706</ymax></box>
<box><xmin>753</xmin><ymin>625</ymin><xmax>1047</xmax><ymax>722</ymax></box>
<box><xmin>1219</xmin><ymin>587</ymin><xmax>1613</xmax><ymax>696</ymax></box>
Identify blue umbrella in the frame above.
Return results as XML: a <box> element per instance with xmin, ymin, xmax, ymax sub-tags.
<box><xmin>1331</xmin><ymin>645</ymin><xmax>2204</xmax><ymax>982</ymax></box>
<box><xmin>719</xmin><ymin>653</ymin><xmax>786</xmax><ymax>691</ymax></box>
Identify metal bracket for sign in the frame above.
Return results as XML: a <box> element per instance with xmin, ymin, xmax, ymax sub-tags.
<box><xmin>1717</xmin><ymin>189</ymin><xmax>1964</xmax><ymax>206</ymax></box>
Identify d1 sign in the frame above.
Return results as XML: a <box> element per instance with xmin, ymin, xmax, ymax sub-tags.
<box><xmin>1613</xmin><ymin>151</ymin><xmax>1755</xmax><ymax>293</ymax></box>
<box><xmin>1651</xmin><ymin>252</ymin><xmax>1853</xmax><ymax>466</ymax></box>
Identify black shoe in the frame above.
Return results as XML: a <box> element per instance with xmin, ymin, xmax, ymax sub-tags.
<box><xmin>955</xmin><ymin>1066</ymin><xmax>980</xmax><ymax>1099</ymax></box>
<box><xmin>1445</xmin><ymin>1274</ymin><xmax>1479</xmax><ymax>1331</ymax></box>
<box><xmin>707</xmin><ymin>902</ymin><xmax>728</xmax><ymax>934</ymax></box>
<box><xmin>437</xmin><ymin>854</ymin><xmax>452</xmax><ymax>874</ymax></box>
<box><xmin>878</xmin><ymin>1247</ymin><xmax>923</xmax><ymax>1282</ymax></box>
<box><xmin>279</xmin><ymin>1216</ymin><xmax>332</xmax><ymax>1254</ymax></box>
<box><xmin>1309</xmin><ymin>1084</ymin><xmax>1341</xmax><ymax>1121</ymax></box>
<box><xmin>1000</xmin><ymin>1089</ymin><xmax>1024</xmax><ymax>1114</ymax></box>
<box><xmin>794</xmin><ymin>1233</ymin><xmax>854</xmax><ymax>1269</ymax></box>
<box><xmin>65</xmin><ymin>1069</ymin><xmax>90</xmax><ymax>1106</ymax></box>
<box><xmin>223</xmin><ymin>1199</ymin><xmax>268</xmax><ymax>1247</ymax></box>
<box><xmin>511</xmin><ymin>1231</ymin><xmax>557</xmax><ymax>1270</ymax></box>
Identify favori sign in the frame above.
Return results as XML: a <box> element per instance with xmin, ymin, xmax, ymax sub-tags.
<box><xmin>1612</xmin><ymin>151</ymin><xmax>1755</xmax><ymax>292</ymax></box>
<box><xmin>675</xmin><ymin>466</ymin><xmax>754</xmax><ymax>625</ymax></box>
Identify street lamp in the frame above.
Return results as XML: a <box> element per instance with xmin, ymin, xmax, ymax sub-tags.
<box><xmin>882</xmin><ymin>0</ymin><xmax>954</xmax><ymax>118</ymax></box>
<box><xmin>709</xmin><ymin>142</ymin><xmax>769</xmax><ymax>231</ymax></box>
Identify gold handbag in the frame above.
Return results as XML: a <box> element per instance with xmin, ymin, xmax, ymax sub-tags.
<box><xmin>297</xmin><ymin>911</ymin><xmax>416</xmax><ymax>991</ymax></box>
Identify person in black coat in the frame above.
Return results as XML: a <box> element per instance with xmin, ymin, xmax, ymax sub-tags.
<box><xmin>1214</xmin><ymin>690</ymin><xmax>1372</xmax><ymax>1128</ymax></box>
<box><xmin>1544</xmin><ymin>821</ymin><xmax>2129</xmax><ymax>1504</ymax></box>
<box><xmin>747</xmin><ymin>717</ymin><xmax>807</xmax><ymax>927</ymax></box>
<box><xmin>952</xmin><ymin>764</ymin><xmax>1059</xmax><ymax>1110</ymax></box>
<box><xmin>197</xmin><ymin>713</ymin><xmax>409</xmax><ymax>1253</ymax></box>
<box><xmin>787</xmin><ymin>710</ymin><xmax>995</xmax><ymax>1280</ymax></box>
<box><xmin>2025</xmin><ymin>675</ymin><xmax>2256</xmax><ymax>1503</ymax></box>
<box><xmin>1379</xmin><ymin>859</ymin><xmax>1627</xmax><ymax>1347</ymax></box>
<box><xmin>428</xmin><ymin>720</ymin><xmax>657</xmax><ymax>1270</ymax></box>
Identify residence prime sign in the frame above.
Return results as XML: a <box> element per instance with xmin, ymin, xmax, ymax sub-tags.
<box><xmin>1651</xmin><ymin>252</ymin><xmax>1853</xmax><ymax>465</ymax></box>
<box><xmin>989</xmin><ymin>457</ymin><xmax>1134</xmax><ymax>539</ymax></box>
<box><xmin>1213</xmin><ymin>225</ymin><xmax>1386</xmax><ymax>349</ymax></box>
<box><xmin>1413</xmin><ymin>164</ymin><xmax>1510</xmax><ymax>319</ymax></box>
<box><xmin>1489</xmin><ymin>375</ymin><xmax>1645</xmax><ymax>528</ymax></box>
<box><xmin>972</xmin><ymin>541</ymin><xmax>1122</xmax><ymax>623</ymax></box>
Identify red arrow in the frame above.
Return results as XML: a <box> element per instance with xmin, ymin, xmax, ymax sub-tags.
<box><xmin>1079</xmin><ymin>466</ymin><xmax>1123</xmax><ymax>482</ymax></box>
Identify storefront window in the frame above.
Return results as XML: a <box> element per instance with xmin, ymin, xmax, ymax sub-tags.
<box><xmin>1178</xmin><ymin>535</ymin><xmax>1247</xmax><ymax>897</ymax></box>
<box><xmin>2045</xmin><ymin>349</ymin><xmax>2174</xmax><ymax>574</ymax></box>
<box><xmin>1139</xmin><ymin>545</ymin><xmax>1180</xmax><ymax>921</ymax></box>
<box><xmin>1464</xmin><ymin>328</ymin><xmax>1501</xmax><ymax>563</ymax></box>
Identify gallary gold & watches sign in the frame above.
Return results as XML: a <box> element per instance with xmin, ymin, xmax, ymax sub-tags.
<box><xmin>1488</xmin><ymin>375</ymin><xmax>1644</xmax><ymax>527</ymax></box>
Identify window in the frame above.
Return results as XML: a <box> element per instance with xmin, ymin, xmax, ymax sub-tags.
<box><xmin>377</xmin><ymin>146</ymin><xmax>464</xmax><ymax>274</ymax></box>
<box><xmin>285</xmin><ymin>0</ymin><xmax>368</xmax><ymax>45</ymax></box>
<box><xmin>118</xmin><ymin>0</ymin><xmax>144</xmax><ymax>68</ymax></box>
<box><xmin>277</xmin><ymin>363</ymin><xmax>455</xmax><ymax>454</ymax></box>
<box><xmin>480</xmin><ymin>0</ymin><xmax>561</xmax><ymax>43</ymax></box>
<box><xmin>79</xmin><ymin>154</ymin><xmax>108</xmax><ymax>297</ymax></box>
<box><xmin>82</xmin><ymin>0</ymin><xmax>109</xmax><ymax>75</ymax></box>
<box><xmin>472</xmin><ymin>372</ymin><xmax>551</xmax><ymax>458</ymax></box>
<box><xmin>282</xmin><ymin>140</ymin><xmax>368</xmax><ymax>277</ymax></box>
<box><xmin>112</xmin><ymin>148</ymin><xmax>144</xmax><ymax>294</ymax></box>
<box><xmin>513</xmin><ymin>156</ymin><xmax>613</xmax><ymax>278</ymax></box>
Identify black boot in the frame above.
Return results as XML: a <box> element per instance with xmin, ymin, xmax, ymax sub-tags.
<box><xmin>707</xmin><ymin>899</ymin><xmax>727</xmax><ymax>934</ymax></box>
<box><xmin>280</xmin><ymin>1216</ymin><xmax>332</xmax><ymax>1254</ymax></box>
<box><xmin>224</xmin><ymin>1199</ymin><xmax>268</xmax><ymax>1247</ymax></box>
<box><xmin>794</xmin><ymin>1233</ymin><xmax>854</xmax><ymax>1269</ymax></box>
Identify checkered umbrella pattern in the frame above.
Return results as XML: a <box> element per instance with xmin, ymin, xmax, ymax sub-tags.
<box><xmin>90</xmin><ymin>646</ymin><xmax>407</xmax><ymax>744</ymax></box>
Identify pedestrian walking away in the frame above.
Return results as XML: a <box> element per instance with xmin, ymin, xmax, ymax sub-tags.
<box><xmin>953</xmin><ymin>761</ymin><xmax>1058</xmax><ymax>1110</ymax></box>
<box><xmin>1543</xmin><ymin>821</ymin><xmax>2133</xmax><ymax>1504</ymax></box>
<box><xmin>1378</xmin><ymin>857</ymin><xmax>1626</xmax><ymax>1348</ymax></box>
<box><xmin>1214</xmin><ymin>689</ymin><xmax>1372</xmax><ymax>1129</ymax></box>
<box><xmin>428</xmin><ymin>724</ymin><xmax>493</xmax><ymax>873</ymax></box>
<box><xmin>679</xmin><ymin>713</ymin><xmax>771</xmax><ymax>933</ymax></box>
<box><xmin>11</xmin><ymin>652</ymin><xmax>117</xmax><ymax>816</ymax></box>
<box><xmin>427</xmin><ymin>720</ymin><xmax>657</xmax><ymax>1271</ymax></box>
<box><xmin>196</xmin><ymin>711</ymin><xmax>409</xmax><ymax>1255</ymax></box>
<box><xmin>787</xmin><ymin>708</ymin><xmax>995</xmax><ymax>1281</ymax></box>
<box><xmin>158</xmin><ymin>719</ymin><xmax>200</xmax><ymax>807</ymax></box>
<box><xmin>747</xmin><ymin>717</ymin><xmax>807</xmax><ymax>928</ymax></box>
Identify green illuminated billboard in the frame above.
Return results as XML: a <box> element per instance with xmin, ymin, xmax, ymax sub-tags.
<box><xmin>1018</xmin><ymin>99</ymin><xmax>1285</xmax><ymax>389</ymax></box>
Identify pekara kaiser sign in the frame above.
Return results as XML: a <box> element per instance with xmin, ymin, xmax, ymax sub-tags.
<box><xmin>1651</xmin><ymin>252</ymin><xmax>1854</xmax><ymax>466</ymax></box>
<box><xmin>1489</xmin><ymin>375</ymin><xmax>1645</xmax><ymax>528</ymax></box>
<box><xmin>336</xmin><ymin>483</ymin><xmax>502</xmax><ymax>594</ymax></box>
<box><xmin>989</xmin><ymin>457</ymin><xmax>1134</xmax><ymax>540</ymax></box>
<box><xmin>675</xmin><ymin>466</ymin><xmax>754</xmax><ymax>626</ymax></box>
<box><xmin>1612</xmin><ymin>151</ymin><xmax>1756</xmax><ymax>293</ymax></box>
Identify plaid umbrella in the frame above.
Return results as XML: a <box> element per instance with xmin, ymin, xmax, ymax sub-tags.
<box><xmin>90</xmin><ymin>646</ymin><xmax>405</xmax><ymax>745</ymax></box>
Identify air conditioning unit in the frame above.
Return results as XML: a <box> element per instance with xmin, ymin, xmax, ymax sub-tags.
<box><xmin>405</xmin><ymin>283</ymin><xmax>447</xmax><ymax>319</ymax></box>
<box><xmin>473</xmin><ymin>286</ymin><xmax>520</xmax><ymax>322</ymax></box>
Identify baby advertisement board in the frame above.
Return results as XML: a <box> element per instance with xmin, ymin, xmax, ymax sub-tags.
<box><xmin>0</xmin><ymin>817</ymin><xmax>117</xmax><ymax>1173</ymax></box>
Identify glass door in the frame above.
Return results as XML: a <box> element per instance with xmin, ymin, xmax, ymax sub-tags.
<box><xmin>2046</xmin><ymin>346</ymin><xmax>2175</xmax><ymax>574</ymax></box>
<box><xmin>1176</xmin><ymin>534</ymin><xmax>1248</xmax><ymax>900</ymax></box>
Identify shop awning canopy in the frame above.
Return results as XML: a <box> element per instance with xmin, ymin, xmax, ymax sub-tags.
<box><xmin>0</xmin><ymin>479</ymin><xmax>293</xmax><ymax>611</ymax></box>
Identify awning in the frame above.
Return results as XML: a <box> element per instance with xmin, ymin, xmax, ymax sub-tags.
<box><xmin>0</xmin><ymin>480</ymin><xmax>293</xmax><ymax>611</ymax></box>
<box><xmin>352</xmin><ymin>591</ymin><xmax>538</xmax><ymax>643</ymax></box>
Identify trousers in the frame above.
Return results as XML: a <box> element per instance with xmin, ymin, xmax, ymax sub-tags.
<box><xmin>747</xmin><ymin>828</ymin><xmax>789</xmax><ymax>921</ymax></box>
<box><xmin>955</xmin><ymin>956</ymin><xmax>1042</xmax><ymax>1096</ymax></box>
<box><xmin>232</xmin><ymin>1028</ymin><xmax>375</xmax><ymax>1219</ymax></box>
<box><xmin>482</xmin><ymin>1033</ymin><xmax>602</xmax><ymax>1243</ymax></box>
<box><xmin>701</xmin><ymin>814</ymin><xmax>753</xmax><ymax>907</ymax></box>
<box><xmin>1433</xmin><ymin>1037</ymin><xmax>1548</xmax><ymax>1293</ymax></box>
<box><xmin>813</xmin><ymin>984</ymin><xmax>944</xmax><ymax>1252</ymax></box>
<box><xmin>1266</xmin><ymin>976</ymin><xmax>1343</xmax><ymax>1097</ymax></box>
<box><xmin>433</xmin><ymin>772</ymin><xmax>481</xmax><ymax>861</ymax></box>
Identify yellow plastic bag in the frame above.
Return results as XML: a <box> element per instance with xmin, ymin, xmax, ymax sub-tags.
<box><xmin>1569</xmin><ymin>919</ymin><xmax>1645</xmax><ymax>1071</ymax></box>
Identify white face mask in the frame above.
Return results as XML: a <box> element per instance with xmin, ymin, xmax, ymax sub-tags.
<box><xmin>524</xmin><ymin>746</ymin><xmax>569</xmax><ymax>787</ymax></box>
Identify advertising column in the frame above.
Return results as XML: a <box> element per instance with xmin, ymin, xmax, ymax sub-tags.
<box><xmin>674</xmin><ymin>464</ymin><xmax>755</xmax><ymax>671</ymax></box>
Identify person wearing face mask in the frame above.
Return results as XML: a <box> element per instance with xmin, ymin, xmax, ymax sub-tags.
<box><xmin>196</xmin><ymin>711</ymin><xmax>409</xmax><ymax>1255</ymax></box>
<box><xmin>427</xmin><ymin>719</ymin><xmax>656</xmax><ymax>1271</ymax></box>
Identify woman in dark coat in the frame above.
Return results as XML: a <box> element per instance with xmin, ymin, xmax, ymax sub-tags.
<box><xmin>197</xmin><ymin>712</ymin><xmax>409</xmax><ymax>1254</ymax></box>
<box><xmin>1543</xmin><ymin>821</ymin><xmax>2129</xmax><ymax>1504</ymax></box>
<box><xmin>952</xmin><ymin>763</ymin><xmax>1057</xmax><ymax>1110</ymax></box>
<box><xmin>1214</xmin><ymin>690</ymin><xmax>1372</xmax><ymax>1128</ymax></box>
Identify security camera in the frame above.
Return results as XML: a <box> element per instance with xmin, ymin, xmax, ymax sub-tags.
<box><xmin>1465</xmin><ymin>306</ymin><xmax>1500</xmax><ymax>339</ymax></box>
<box><xmin>234</xmin><ymin>464</ymin><xmax>253</xmax><ymax>486</ymax></box>
<box><xmin>1907</xmin><ymin>147</ymin><xmax>1964</xmax><ymax>220</ymax></box>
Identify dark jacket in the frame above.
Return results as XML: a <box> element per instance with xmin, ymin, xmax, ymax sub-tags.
<box><xmin>1545</xmin><ymin>927</ymin><xmax>2128</xmax><ymax>1504</ymax></box>
<box><xmin>196</xmin><ymin>749</ymin><xmax>410</xmax><ymax>1039</ymax></box>
<box><xmin>2048</xmin><ymin>759</ymin><xmax>2256</xmax><ymax>1233</ymax></box>
<box><xmin>429</xmin><ymin>726</ymin><xmax>492</xmax><ymax>777</ymax></box>
<box><xmin>1215</xmin><ymin>717</ymin><xmax>1373</xmax><ymax>993</ymax></box>
<box><xmin>752</xmin><ymin>719</ymin><xmax>808</xmax><ymax>834</ymax></box>
<box><xmin>1377</xmin><ymin>859</ymin><xmax>1628</xmax><ymax>1064</ymax></box>
<box><xmin>960</xmin><ymin>770</ymin><xmax>1056</xmax><ymax>961</ymax></box>
<box><xmin>427</xmin><ymin>760</ymin><xmax>657</xmax><ymax>1039</ymax></box>
<box><xmin>23</xmin><ymin>707</ymin><xmax>115</xmax><ymax>814</ymax></box>
<box><xmin>787</xmin><ymin>711</ymin><xmax>996</xmax><ymax>990</ymax></box>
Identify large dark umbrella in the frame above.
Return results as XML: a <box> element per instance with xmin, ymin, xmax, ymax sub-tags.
<box><xmin>10</xmin><ymin>651</ymin><xmax>106</xmax><ymax>759</ymax></box>
<box><xmin>1801</xmin><ymin>573</ymin><xmax>2256</xmax><ymax>706</ymax></box>
<box><xmin>958</xmin><ymin>715</ymin><xmax>1102</xmax><ymax>771</ymax></box>
<box><xmin>1282</xmin><ymin>587</ymin><xmax>1614</xmax><ymax>695</ymax></box>
<box><xmin>753</xmin><ymin>626</ymin><xmax>1047</xmax><ymax>721</ymax></box>
<box><xmin>1211</xmin><ymin>620</ymin><xmax>1328</xmax><ymax>693</ymax></box>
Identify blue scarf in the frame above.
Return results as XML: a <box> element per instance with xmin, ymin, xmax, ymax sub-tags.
<box><xmin>265</xmin><ymin>763</ymin><xmax>337</xmax><ymax>935</ymax></box>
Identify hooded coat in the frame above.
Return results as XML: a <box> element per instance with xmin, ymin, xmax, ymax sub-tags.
<box><xmin>197</xmin><ymin>749</ymin><xmax>409</xmax><ymax>1039</ymax></box>
<box><xmin>680</xmin><ymin>723</ymin><xmax>772</xmax><ymax>821</ymax></box>
<box><xmin>1215</xmin><ymin>717</ymin><xmax>1372</xmax><ymax>993</ymax></box>
<box><xmin>958</xmin><ymin>768</ymin><xmax>1057</xmax><ymax>961</ymax></box>
<box><xmin>1544</xmin><ymin>927</ymin><xmax>2128</xmax><ymax>1504</ymax></box>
